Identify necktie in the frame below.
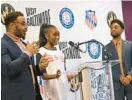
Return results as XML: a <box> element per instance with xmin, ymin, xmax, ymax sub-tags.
<box><xmin>15</xmin><ymin>41</ymin><xmax>36</xmax><ymax>88</ymax></box>
<box><xmin>116</xmin><ymin>41</ymin><xmax>125</xmax><ymax>77</ymax></box>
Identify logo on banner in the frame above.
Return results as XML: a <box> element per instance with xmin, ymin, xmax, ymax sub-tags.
<box><xmin>88</xmin><ymin>42</ymin><xmax>101</xmax><ymax>59</ymax></box>
<box><xmin>25</xmin><ymin>8</ymin><xmax>51</xmax><ymax>26</ymax></box>
<box><xmin>1</xmin><ymin>3</ymin><xmax>15</xmax><ymax>25</ymax></box>
<box><xmin>85</xmin><ymin>10</ymin><xmax>97</xmax><ymax>30</ymax></box>
<box><xmin>59</xmin><ymin>41</ymin><xmax>81</xmax><ymax>59</ymax></box>
<box><xmin>107</xmin><ymin>11</ymin><xmax>117</xmax><ymax>27</ymax></box>
<box><xmin>59</xmin><ymin>7</ymin><xmax>74</xmax><ymax>29</ymax></box>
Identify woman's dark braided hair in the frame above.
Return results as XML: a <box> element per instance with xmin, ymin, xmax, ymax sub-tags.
<box><xmin>39</xmin><ymin>24</ymin><xmax>56</xmax><ymax>48</ymax></box>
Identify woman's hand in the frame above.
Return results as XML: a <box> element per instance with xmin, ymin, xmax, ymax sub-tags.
<box><xmin>39</xmin><ymin>56</ymin><xmax>49</xmax><ymax>71</ymax></box>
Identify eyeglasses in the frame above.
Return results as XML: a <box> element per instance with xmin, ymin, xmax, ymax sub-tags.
<box><xmin>12</xmin><ymin>21</ymin><xmax>27</xmax><ymax>26</ymax></box>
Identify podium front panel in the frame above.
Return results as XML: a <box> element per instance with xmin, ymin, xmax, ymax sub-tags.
<box><xmin>79</xmin><ymin>62</ymin><xmax>115</xmax><ymax>100</ymax></box>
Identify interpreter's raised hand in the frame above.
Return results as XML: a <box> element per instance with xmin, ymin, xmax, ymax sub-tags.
<box><xmin>25</xmin><ymin>42</ymin><xmax>39</xmax><ymax>56</ymax></box>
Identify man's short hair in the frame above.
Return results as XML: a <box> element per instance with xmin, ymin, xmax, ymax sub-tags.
<box><xmin>110</xmin><ymin>19</ymin><xmax>124</xmax><ymax>29</ymax></box>
<box><xmin>5</xmin><ymin>11</ymin><xmax>24</xmax><ymax>28</ymax></box>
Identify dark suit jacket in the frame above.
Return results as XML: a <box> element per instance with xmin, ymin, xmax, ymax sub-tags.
<box><xmin>1</xmin><ymin>34</ymin><xmax>42</xmax><ymax>100</ymax></box>
<box><xmin>102</xmin><ymin>40</ymin><xmax>132</xmax><ymax>90</ymax></box>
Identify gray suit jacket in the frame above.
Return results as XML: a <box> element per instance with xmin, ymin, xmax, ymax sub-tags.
<box><xmin>102</xmin><ymin>40</ymin><xmax>132</xmax><ymax>90</ymax></box>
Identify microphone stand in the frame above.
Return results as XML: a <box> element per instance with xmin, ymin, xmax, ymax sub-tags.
<box><xmin>77</xmin><ymin>39</ymin><xmax>111</xmax><ymax>81</ymax></box>
<box><xmin>78</xmin><ymin>39</ymin><xmax>104</xmax><ymax>47</ymax></box>
<box><xmin>78</xmin><ymin>39</ymin><xmax>111</xmax><ymax>63</ymax></box>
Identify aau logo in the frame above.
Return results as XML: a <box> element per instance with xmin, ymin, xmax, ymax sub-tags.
<box><xmin>85</xmin><ymin>10</ymin><xmax>97</xmax><ymax>30</ymax></box>
<box><xmin>88</xmin><ymin>42</ymin><xmax>101</xmax><ymax>59</ymax></box>
<box><xmin>59</xmin><ymin>7</ymin><xmax>74</xmax><ymax>29</ymax></box>
<box><xmin>1</xmin><ymin>3</ymin><xmax>15</xmax><ymax>25</ymax></box>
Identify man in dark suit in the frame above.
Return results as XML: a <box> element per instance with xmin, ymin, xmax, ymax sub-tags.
<box><xmin>1</xmin><ymin>11</ymin><xmax>45</xmax><ymax>100</ymax></box>
<box><xmin>102</xmin><ymin>19</ymin><xmax>132</xmax><ymax>100</ymax></box>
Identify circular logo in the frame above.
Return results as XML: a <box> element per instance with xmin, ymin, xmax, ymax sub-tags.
<box><xmin>88</xmin><ymin>42</ymin><xmax>101</xmax><ymax>59</ymax></box>
<box><xmin>107</xmin><ymin>11</ymin><xmax>117</xmax><ymax>27</ymax></box>
<box><xmin>1</xmin><ymin>3</ymin><xmax>15</xmax><ymax>25</ymax></box>
<box><xmin>59</xmin><ymin>7</ymin><xmax>74</xmax><ymax>29</ymax></box>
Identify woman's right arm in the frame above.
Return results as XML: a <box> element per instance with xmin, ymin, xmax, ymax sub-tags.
<box><xmin>42</xmin><ymin>70</ymin><xmax>61</xmax><ymax>80</ymax></box>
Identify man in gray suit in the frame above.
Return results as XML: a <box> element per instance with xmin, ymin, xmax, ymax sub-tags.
<box><xmin>102</xmin><ymin>19</ymin><xmax>132</xmax><ymax>100</ymax></box>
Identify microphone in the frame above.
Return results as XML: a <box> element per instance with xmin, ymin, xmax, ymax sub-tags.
<box><xmin>34</xmin><ymin>53</ymin><xmax>42</xmax><ymax>66</ymax></box>
<box><xmin>68</xmin><ymin>41</ymin><xmax>84</xmax><ymax>53</ymax></box>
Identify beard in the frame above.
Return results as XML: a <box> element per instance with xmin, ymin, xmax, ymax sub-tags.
<box><xmin>21</xmin><ymin>33</ymin><xmax>26</xmax><ymax>40</ymax></box>
<box><xmin>111</xmin><ymin>33</ymin><xmax>120</xmax><ymax>38</ymax></box>
<box><xmin>14</xmin><ymin>25</ymin><xmax>26</xmax><ymax>40</ymax></box>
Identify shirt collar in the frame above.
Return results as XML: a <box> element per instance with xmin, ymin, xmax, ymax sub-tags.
<box><xmin>5</xmin><ymin>32</ymin><xmax>20</xmax><ymax>42</ymax></box>
<box><xmin>112</xmin><ymin>38</ymin><xmax>122</xmax><ymax>46</ymax></box>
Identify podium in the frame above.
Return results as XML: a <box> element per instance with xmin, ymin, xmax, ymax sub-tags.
<box><xmin>67</xmin><ymin>60</ymin><xmax>119</xmax><ymax>100</ymax></box>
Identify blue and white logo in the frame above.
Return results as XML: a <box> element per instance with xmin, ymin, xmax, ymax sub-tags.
<box><xmin>88</xmin><ymin>42</ymin><xmax>101</xmax><ymax>59</ymax></box>
<box><xmin>59</xmin><ymin>7</ymin><xmax>74</xmax><ymax>29</ymax></box>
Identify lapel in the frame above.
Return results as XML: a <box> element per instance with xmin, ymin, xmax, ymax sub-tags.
<box><xmin>109</xmin><ymin>41</ymin><xmax>118</xmax><ymax>60</ymax></box>
<box><xmin>3</xmin><ymin>34</ymin><xmax>22</xmax><ymax>58</ymax></box>
<box><xmin>3</xmin><ymin>35</ymin><xmax>37</xmax><ymax>76</ymax></box>
<box><xmin>122</xmin><ymin>40</ymin><xmax>126</xmax><ymax>61</ymax></box>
